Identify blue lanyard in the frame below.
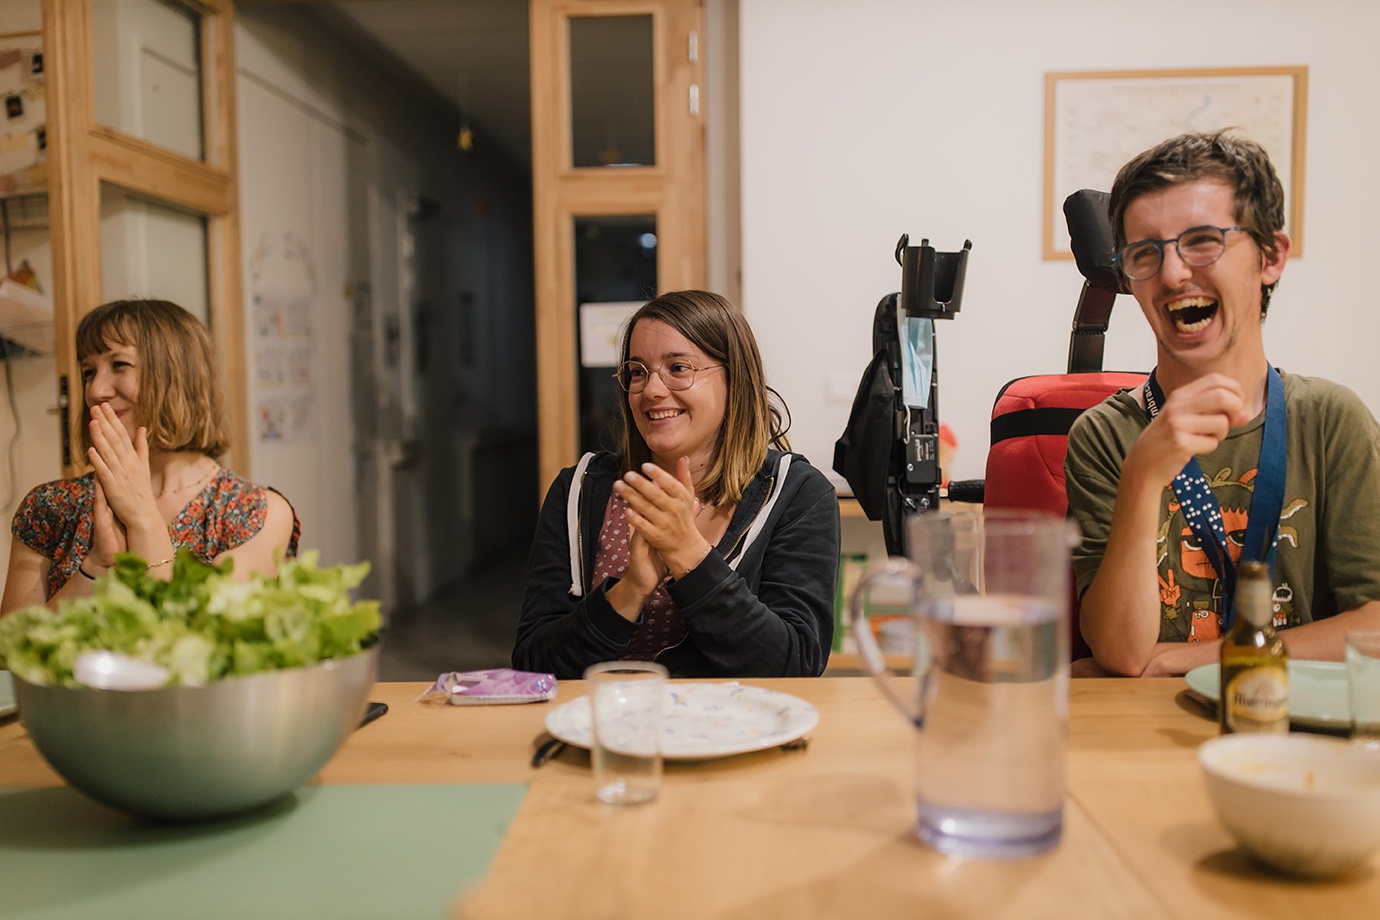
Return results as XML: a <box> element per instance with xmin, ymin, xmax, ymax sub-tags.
<box><xmin>1142</xmin><ymin>366</ymin><xmax>1287</xmax><ymax>629</ymax></box>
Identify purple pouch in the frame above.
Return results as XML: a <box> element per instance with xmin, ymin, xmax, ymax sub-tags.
<box><xmin>416</xmin><ymin>668</ymin><xmax>558</xmax><ymax>705</ymax></box>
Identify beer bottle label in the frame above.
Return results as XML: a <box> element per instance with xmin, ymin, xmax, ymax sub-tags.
<box><xmin>1224</xmin><ymin>668</ymin><xmax>1289</xmax><ymax>731</ymax></box>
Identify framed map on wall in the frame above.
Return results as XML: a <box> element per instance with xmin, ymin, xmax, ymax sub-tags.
<box><xmin>1044</xmin><ymin>66</ymin><xmax>1308</xmax><ymax>260</ymax></box>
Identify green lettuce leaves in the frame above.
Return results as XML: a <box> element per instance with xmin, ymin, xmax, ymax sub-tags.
<box><xmin>0</xmin><ymin>550</ymin><xmax>381</xmax><ymax>687</ymax></box>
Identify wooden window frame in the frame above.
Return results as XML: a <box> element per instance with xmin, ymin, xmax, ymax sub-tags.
<box><xmin>530</xmin><ymin>0</ymin><xmax>706</xmax><ymax>489</ymax></box>
<box><xmin>43</xmin><ymin>0</ymin><xmax>246</xmax><ymax>474</ymax></box>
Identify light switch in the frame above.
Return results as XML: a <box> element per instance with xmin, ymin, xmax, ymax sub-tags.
<box><xmin>825</xmin><ymin>372</ymin><xmax>859</xmax><ymax>405</ymax></box>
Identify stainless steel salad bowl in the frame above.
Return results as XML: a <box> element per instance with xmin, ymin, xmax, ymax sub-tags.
<box><xmin>14</xmin><ymin>646</ymin><xmax>377</xmax><ymax>821</ymax></box>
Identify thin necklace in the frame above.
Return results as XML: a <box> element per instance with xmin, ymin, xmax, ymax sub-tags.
<box><xmin>156</xmin><ymin>464</ymin><xmax>219</xmax><ymax>498</ymax></box>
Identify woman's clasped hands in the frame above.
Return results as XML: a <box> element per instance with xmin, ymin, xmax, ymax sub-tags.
<box><xmin>607</xmin><ymin>457</ymin><xmax>713</xmax><ymax>620</ymax></box>
<box><xmin>84</xmin><ymin>402</ymin><xmax>171</xmax><ymax>575</ymax></box>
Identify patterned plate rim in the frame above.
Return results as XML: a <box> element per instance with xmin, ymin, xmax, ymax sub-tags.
<box><xmin>544</xmin><ymin>681</ymin><xmax>819</xmax><ymax>760</ymax></box>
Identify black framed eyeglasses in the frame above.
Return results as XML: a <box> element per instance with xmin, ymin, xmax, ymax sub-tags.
<box><xmin>1114</xmin><ymin>225</ymin><xmax>1246</xmax><ymax>281</ymax></box>
<box><xmin>613</xmin><ymin>359</ymin><xmax>722</xmax><ymax>393</ymax></box>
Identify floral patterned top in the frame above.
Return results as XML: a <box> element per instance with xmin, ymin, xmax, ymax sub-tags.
<box><xmin>591</xmin><ymin>492</ymin><xmax>688</xmax><ymax>661</ymax></box>
<box><xmin>11</xmin><ymin>469</ymin><xmax>301</xmax><ymax>598</ymax></box>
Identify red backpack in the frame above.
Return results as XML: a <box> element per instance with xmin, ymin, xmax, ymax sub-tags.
<box><xmin>984</xmin><ymin>372</ymin><xmax>1145</xmax><ymax>516</ymax></box>
<box><xmin>982</xmin><ymin>371</ymin><xmax>1144</xmax><ymax>661</ymax></box>
<box><xmin>977</xmin><ymin>190</ymin><xmax>1144</xmax><ymax>661</ymax></box>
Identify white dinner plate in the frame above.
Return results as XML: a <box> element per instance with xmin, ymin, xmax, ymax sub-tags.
<box><xmin>1184</xmin><ymin>661</ymin><xmax>1351</xmax><ymax>731</ymax></box>
<box><xmin>545</xmin><ymin>681</ymin><xmax>819</xmax><ymax>760</ymax></box>
<box><xmin>0</xmin><ymin>670</ymin><xmax>15</xmax><ymax>719</ymax></box>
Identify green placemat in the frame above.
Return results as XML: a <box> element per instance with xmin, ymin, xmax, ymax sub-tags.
<box><xmin>0</xmin><ymin>783</ymin><xmax>526</xmax><ymax>920</ymax></box>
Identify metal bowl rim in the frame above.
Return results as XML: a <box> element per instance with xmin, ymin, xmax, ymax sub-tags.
<box><xmin>12</xmin><ymin>644</ymin><xmax>378</xmax><ymax>697</ymax></box>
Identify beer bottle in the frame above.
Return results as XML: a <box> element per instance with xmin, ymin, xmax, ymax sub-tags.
<box><xmin>1220</xmin><ymin>560</ymin><xmax>1289</xmax><ymax>733</ymax></box>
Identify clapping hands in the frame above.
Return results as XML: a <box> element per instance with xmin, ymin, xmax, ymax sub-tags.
<box><xmin>606</xmin><ymin>457</ymin><xmax>714</xmax><ymax>620</ymax></box>
<box><xmin>85</xmin><ymin>403</ymin><xmax>158</xmax><ymax>569</ymax></box>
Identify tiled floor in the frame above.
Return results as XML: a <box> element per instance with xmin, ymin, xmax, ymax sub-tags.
<box><xmin>376</xmin><ymin>546</ymin><xmax>529</xmax><ymax>682</ymax></box>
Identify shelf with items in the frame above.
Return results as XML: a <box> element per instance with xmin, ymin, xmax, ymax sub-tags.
<box><xmin>823</xmin><ymin>651</ymin><xmax>914</xmax><ymax>676</ymax></box>
<box><xmin>838</xmin><ymin>492</ymin><xmax>980</xmax><ymax>521</ymax></box>
<box><xmin>1</xmin><ymin>30</ymin><xmax>48</xmax><ymax>210</ymax></box>
<box><xmin>0</xmin><ymin>161</ymin><xmax>49</xmax><ymax>226</ymax></box>
<box><xmin>0</xmin><ymin>277</ymin><xmax>52</xmax><ymax>354</ymax></box>
<box><xmin>838</xmin><ymin>496</ymin><xmax>866</xmax><ymax>518</ymax></box>
<box><xmin>0</xmin><ymin>160</ymin><xmax>47</xmax><ymax>200</ymax></box>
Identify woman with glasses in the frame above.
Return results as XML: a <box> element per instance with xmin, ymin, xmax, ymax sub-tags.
<box><xmin>513</xmin><ymin>290</ymin><xmax>840</xmax><ymax>678</ymax></box>
<box><xmin>1</xmin><ymin>299</ymin><xmax>300</xmax><ymax>614</ymax></box>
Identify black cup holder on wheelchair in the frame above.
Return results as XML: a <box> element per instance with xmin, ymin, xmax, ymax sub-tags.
<box><xmin>834</xmin><ymin>189</ymin><xmax>1137</xmax><ymax>559</ymax></box>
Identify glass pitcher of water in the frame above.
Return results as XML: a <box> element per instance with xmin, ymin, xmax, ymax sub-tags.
<box><xmin>849</xmin><ymin>509</ymin><xmax>1078</xmax><ymax>859</ymax></box>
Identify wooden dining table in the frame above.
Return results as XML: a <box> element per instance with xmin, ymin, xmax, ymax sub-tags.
<box><xmin>2</xmin><ymin>675</ymin><xmax>1376</xmax><ymax>919</ymax></box>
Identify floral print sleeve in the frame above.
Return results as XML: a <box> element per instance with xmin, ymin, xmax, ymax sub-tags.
<box><xmin>11</xmin><ymin>476</ymin><xmax>96</xmax><ymax>597</ymax></box>
<box><xmin>171</xmin><ymin>471</ymin><xmax>301</xmax><ymax>563</ymax></box>
<box><xmin>10</xmin><ymin>470</ymin><xmax>300</xmax><ymax>599</ymax></box>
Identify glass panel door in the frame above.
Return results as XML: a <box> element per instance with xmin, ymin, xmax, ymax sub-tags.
<box><xmin>90</xmin><ymin>0</ymin><xmax>204</xmax><ymax>160</ymax></box>
<box><xmin>574</xmin><ymin>213</ymin><xmax>657</xmax><ymax>454</ymax></box>
<box><xmin>99</xmin><ymin>183</ymin><xmax>210</xmax><ymax>324</ymax></box>
<box><xmin>43</xmin><ymin>0</ymin><xmax>244</xmax><ymax>475</ymax></box>
<box><xmin>530</xmin><ymin>0</ymin><xmax>705</xmax><ymax>487</ymax></box>
<box><xmin>569</xmin><ymin>15</ymin><xmax>654</xmax><ymax>168</ymax></box>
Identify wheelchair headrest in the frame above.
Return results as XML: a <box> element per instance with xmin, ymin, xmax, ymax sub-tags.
<box><xmin>1063</xmin><ymin>189</ymin><xmax>1126</xmax><ymax>295</ymax></box>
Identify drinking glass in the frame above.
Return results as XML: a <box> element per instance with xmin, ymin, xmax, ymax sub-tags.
<box><xmin>1346</xmin><ymin>632</ymin><xmax>1380</xmax><ymax>747</ymax></box>
<box><xmin>585</xmin><ymin>660</ymin><xmax>666</xmax><ymax>805</ymax></box>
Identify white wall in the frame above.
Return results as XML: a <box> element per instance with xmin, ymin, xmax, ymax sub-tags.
<box><xmin>740</xmin><ymin>0</ymin><xmax>1380</xmax><ymax>482</ymax></box>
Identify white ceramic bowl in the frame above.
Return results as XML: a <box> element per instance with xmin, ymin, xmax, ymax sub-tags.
<box><xmin>1198</xmin><ymin>733</ymin><xmax>1380</xmax><ymax>877</ymax></box>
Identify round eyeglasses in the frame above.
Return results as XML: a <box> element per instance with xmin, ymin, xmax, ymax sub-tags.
<box><xmin>1114</xmin><ymin>225</ymin><xmax>1246</xmax><ymax>281</ymax></box>
<box><xmin>613</xmin><ymin>359</ymin><xmax>722</xmax><ymax>393</ymax></box>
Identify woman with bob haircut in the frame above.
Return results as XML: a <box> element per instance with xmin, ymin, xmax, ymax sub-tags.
<box><xmin>1</xmin><ymin>299</ymin><xmax>299</xmax><ymax>613</ymax></box>
<box><xmin>513</xmin><ymin>290</ymin><xmax>840</xmax><ymax>678</ymax></box>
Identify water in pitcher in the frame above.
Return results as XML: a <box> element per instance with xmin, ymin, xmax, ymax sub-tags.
<box><xmin>913</xmin><ymin>593</ymin><xmax>1068</xmax><ymax>859</ymax></box>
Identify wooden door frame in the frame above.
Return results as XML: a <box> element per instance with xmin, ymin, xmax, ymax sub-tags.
<box><xmin>43</xmin><ymin>0</ymin><xmax>246</xmax><ymax>475</ymax></box>
<box><xmin>530</xmin><ymin>0</ymin><xmax>706</xmax><ymax>490</ymax></box>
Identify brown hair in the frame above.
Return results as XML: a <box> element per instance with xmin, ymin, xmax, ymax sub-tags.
<box><xmin>1109</xmin><ymin>130</ymin><xmax>1287</xmax><ymax>314</ymax></box>
<box><xmin>75</xmin><ymin>299</ymin><xmax>229</xmax><ymax>459</ymax></box>
<box><xmin>616</xmin><ymin>291</ymin><xmax>791</xmax><ymax>505</ymax></box>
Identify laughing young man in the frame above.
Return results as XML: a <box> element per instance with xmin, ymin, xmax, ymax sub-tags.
<box><xmin>1065</xmin><ymin>131</ymin><xmax>1380</xmax><ymax>677</ymax></box>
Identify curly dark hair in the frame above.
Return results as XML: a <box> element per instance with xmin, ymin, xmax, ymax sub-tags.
<box><xmin>1109</xmin><ymin>131</ymin><xmax>1287</xmax><ymax>315</ymax></box>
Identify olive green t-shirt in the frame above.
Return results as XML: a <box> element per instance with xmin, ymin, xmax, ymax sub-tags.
<box><xmin>1065</xmin><ymin>372</ymin><xmax>1380</xmax><ymax>642</ymax></box>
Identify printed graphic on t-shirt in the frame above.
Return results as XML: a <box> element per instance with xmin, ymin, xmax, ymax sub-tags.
<box><xmin>1155</xmin><ymin>465</ymin><xmax>1308</xmax><ymax>642</ymax></box>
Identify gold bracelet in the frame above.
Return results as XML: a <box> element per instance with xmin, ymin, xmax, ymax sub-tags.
<box><xmin>670</xmin><ymin>550</ymin><xmax>711</xmax><ymax>581</ymax></box>
<box><xmin>146</xmin><ymin>556</ymin><xmax>175</xmax><ymax>570</ymax></box>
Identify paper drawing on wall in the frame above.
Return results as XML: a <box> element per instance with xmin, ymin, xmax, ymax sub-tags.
<box><xmin>247</xmin><ymin>231</ymin><xmax>319</xmax><ymax>443</ymax></box>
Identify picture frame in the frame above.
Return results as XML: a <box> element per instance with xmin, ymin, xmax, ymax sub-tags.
<box><xmin>1044</xmin><ymin>66</ymin><xmax>1308</xmax><ymax>260</ymax></box>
